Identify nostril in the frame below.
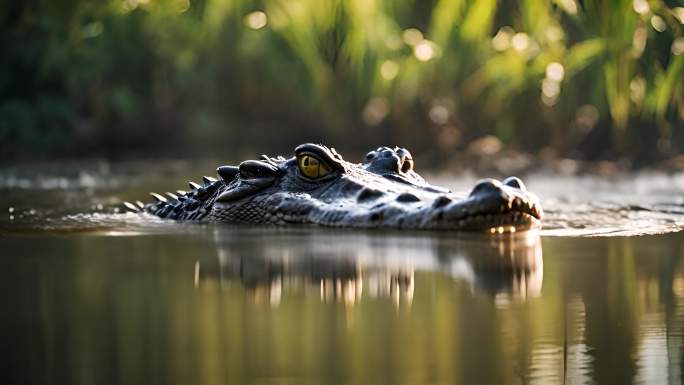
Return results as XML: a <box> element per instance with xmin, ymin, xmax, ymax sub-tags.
<box><xmin>400</xmin><ymin>158</ymin><xmax>413</xmax><ymax>173</ymax></box>
<box><xmin>502</xmin><ymin>176</ymin><xmax>527</xmax><ymax>191</ymax></box>
<box><xmin>469</xmin><ymin>178</ymin><xmax>503</xmax><ymax>197</ymax></box>
<box><xmin>396</xmin><ymin>148</ymin><xmax>415</xmax><ymax>173</ymax></box>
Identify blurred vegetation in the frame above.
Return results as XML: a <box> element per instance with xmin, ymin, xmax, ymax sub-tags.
<box><xmin>0</xmin><ymin>0</ymin><xmax>683</xmax><ymax>164</ymax></box>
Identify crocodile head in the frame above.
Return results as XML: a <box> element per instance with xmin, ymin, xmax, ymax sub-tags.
<box><xmin>141</xmin><ymin>143</ymin><xmax>542</xmax><ymax>232</ymax></box>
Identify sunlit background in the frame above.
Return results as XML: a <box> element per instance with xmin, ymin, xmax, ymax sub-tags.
<box><xmin>1</xmin><ymin>0</ymin><xmax>683</xmax><ymax>165</ymax></box>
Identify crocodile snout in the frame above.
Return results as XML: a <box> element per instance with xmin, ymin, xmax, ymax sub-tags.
<box><xmin>423</xmin><ymin>176</ymin><xmax>543</xmax><ymax>231</ymax></box>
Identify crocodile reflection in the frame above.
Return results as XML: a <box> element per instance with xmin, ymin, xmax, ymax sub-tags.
<box><xmin>195</xmin><ymin>229</ymin><xmax>543</xmax><ymax>305</ymax></box>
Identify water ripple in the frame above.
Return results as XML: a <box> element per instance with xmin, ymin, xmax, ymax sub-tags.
<box><xmin>4</xmin><ymin>168</ymin><xmax>684</xmax><ymax>237</ymax></box>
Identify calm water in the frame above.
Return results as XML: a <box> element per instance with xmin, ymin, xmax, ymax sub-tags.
<box><xmin>2</xmin><ymin>162</ymin><xmax>684</xmax><ymax>385</ymax></box>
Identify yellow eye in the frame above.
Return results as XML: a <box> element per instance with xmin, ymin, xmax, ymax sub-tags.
<box><xmin>298</xmin><ymin>154</ymin><xmax>331</xmax><ymax>179</ymax></box>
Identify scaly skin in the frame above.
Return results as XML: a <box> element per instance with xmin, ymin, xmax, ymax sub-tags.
<box><xmin>128</xmin><ymin>144</ymin><xmax>542</xmax><ymax>232</ymax></box>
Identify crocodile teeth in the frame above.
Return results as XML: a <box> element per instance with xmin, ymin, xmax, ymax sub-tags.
<box><xmin>513</xmin><ymin>197</ymin><xmax>523</xmax><ymax>209</ymax></box>
<box><xmin>203</xmin><ymin>176</ymin><xmax>218</xmax><ymax>185</ymax></box>
<box><xmin>165</xmin><ymin>192</ymin><xmax>179</xmax><ymax>201</ymax></box>
<box><xmin>135</xmin><ymin>201</ymin><xmax>145</xmax><ymax>209</ymax></box>
<box><xmin>189</xmin><ymin>181</ymin><xmax>202</xmax><ymax>190</ymax></box>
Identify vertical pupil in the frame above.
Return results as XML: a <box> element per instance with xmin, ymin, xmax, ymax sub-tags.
<box><xmin>300</xmin><ymin>156</ymin><xmax>319</xmax><ymax>177</ymax></box>
<box><xmin>299</xmin><ymin>154</ymin><xmax>330</xmax><ymax>178</ymax></box>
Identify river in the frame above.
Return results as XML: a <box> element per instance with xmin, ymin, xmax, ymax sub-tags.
<box><xmin>1</xmin><ymin>161</ymin><xmax>683</xmax><ymax>384</ymax></box>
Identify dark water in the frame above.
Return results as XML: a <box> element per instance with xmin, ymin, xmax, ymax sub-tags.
<box><xmin>2</xmin><ymin>162</ymin><xmax>684</xmax><ymax>385</ymax></box>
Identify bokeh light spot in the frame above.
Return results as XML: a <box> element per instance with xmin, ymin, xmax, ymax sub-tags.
<box><xmin>650</xmin><ymin>15</ymin><xmax>666</xmax><ymax>32</ymax></box>
<box><xmin>380</xmin><ymin>60</ymin><xmax>399</xmax><ymax>80</ymax></box>
<box><xmin>541</xmin><ymin>93</ymin><xmax>558</xmax><ymax>106</ymax></box>
<box><xmin>674</xmin><ymin>7</ymin><xmax>684</xmax><ymax>24</ymax></box>
<box><xmin>633</xmin><ymin>0</ymin><xmax>650</xmax><ymax>15</ymax></box>
<box><xmin>545</xmin><ymin>26</ymin><xmax>564</xmax><ymax>43</ymax></box>
<box><xmin>542</xmin><ymin>78</ymin><xmax>560</xmax><ymax>98</ymax></box>
<box><xmin>402</xmin><ymin>28</ymin><xmax>424</xmax><ymax>46</ymax></box>
<box><xmin>362</xmin><ymin>97</ymin><xmax>390</xmax><ymax>126</ymax></box>
<box><xmin>632</xmin><ymin>27</ymin><xmax>647</xmax><ymax>56</ymax></box>
<box><xmin>545</xmin><ymin>62</ymin><xmax>565</xmax><ymax>82</ymax></box>
<box><xmin>245</xmin><ymin>11</ymin><xmax>268</xmax><ymax>30</ymax></box>
<box><xmin>630</xmin><ymin>77</ymin><xmax>646</xmax><ymax>103</ymax></box>
<box><xmin>511</xmin><ymin>33</ymin><xmax>529</xmax><ymax>52</ymax></box>
<box><xmin>541</xmin><ymin>76</ymin><xmax>561</xmax><ymax>106</ymax></box>
<box><xmin>414</xmin><ymin>40</ymin><xmax>436</xmax><ymax>61</ymax></box>
<box><xmin>429</xmin><ymin>105</ymin><xmax>449</xmax><ymax>125</ymax></box>
<box><xmin>492</xmin><ymin>27</ymin><xmax>513</xmax><ymax>51</ymax></box>
<box><xmin>559</xmin><ymin>0</ymin><xmax>578</xmax><ymax>15</ymax></box>
<box><xmin>575</xmin><ymin>104</ymin><xmax>600</xmax><ymax>133</ymax></box>
<box><xmin>672</xmin><ymin>37</ymin><xmax>684</xmax><ymax>55</ymax></box>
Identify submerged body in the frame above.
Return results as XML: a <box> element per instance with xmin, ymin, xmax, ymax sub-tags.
<box><xmin>127</xmin><ymin>144</ymin><xmax>542</xmax><ymax>232</ymax></box>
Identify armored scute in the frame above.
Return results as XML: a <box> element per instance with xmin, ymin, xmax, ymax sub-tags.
<box><xmin>126</xmin><ymin>144</ymin><xmax>542</xmax><ymax>232</ymax></box>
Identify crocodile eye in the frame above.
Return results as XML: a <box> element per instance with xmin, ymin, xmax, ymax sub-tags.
<box><xmin>297</xmin><ymin>154</ymin><xmax>331</xmax><ymax>179</ymax></box>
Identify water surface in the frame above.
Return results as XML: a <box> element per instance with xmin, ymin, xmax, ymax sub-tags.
<box><xmin>1</xmin><ymin>162</ymin><xmax>684</xmax><ymax>384</ymax></box>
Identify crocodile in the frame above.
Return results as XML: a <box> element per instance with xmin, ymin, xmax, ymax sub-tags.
<box><xmin>124</xmin><ymin>143</ymin><xmax>542</xmax><ymax>232</ymax></box>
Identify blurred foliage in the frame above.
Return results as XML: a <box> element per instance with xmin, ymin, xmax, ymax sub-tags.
<box><xmin>0</xmin><ymin>0</ymin><xmax>683</xmax><ymax>163</ymax></box>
